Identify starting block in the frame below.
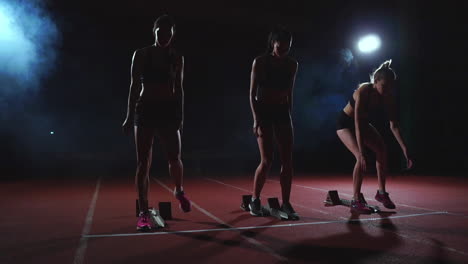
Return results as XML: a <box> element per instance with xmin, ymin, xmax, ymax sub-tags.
<box><xmin>158</xmin><ymin>202</ymin><xmax>172</xmax><ymax>220</ymax></box>
<box><xmin>241</xmin><ymin>195</ymin><xmax>289</xmax><ymax>220</ymax></box>
<box><xmin>324</xmin><ymin>190</ymin><xmax>381</xmax><ymax>213</ymax></box>
<box><xmin>136</xmin><ymin>199</ymin><xmax>172</xmax><ymax>227</ymax></box>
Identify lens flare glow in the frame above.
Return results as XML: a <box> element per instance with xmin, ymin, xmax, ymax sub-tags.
<box><xmin>358</xmin><ymin>35</ymin><xmax>381</xmax><ymax>53</ymax></box>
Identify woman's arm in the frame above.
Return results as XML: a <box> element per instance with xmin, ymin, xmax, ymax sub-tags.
<box><xmin>174</xmin><ymin>55</ymin><xmax>185</xmax><ymax>129</ymax></box>
<box><xmin>385</xmin><ymin>95</ymin><xmax>413</xmax><ymax>168</ymax></box>
<box><xmin>124</xmin><ymin>50</ymin><xmax>143</xmax><ymax>124</ymax></box>
<box><xmin>287</xmin><ymin>60</ymin><xmax>298</xmax><ymax>113</ymax></box>
<box><xmin>250</xmin><ymin>58</ymin><xmax>261</xmax><ymax>135</ymax></box>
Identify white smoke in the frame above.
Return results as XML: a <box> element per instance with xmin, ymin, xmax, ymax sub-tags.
<box><xmin>340</xmin><ymin>48</ymin><xmax>354</xmax><ymax>66</ymax></box>
<box><xmin>0</xmin><ymin>0</ymin><xmax>61</xmax><ymax>162</ymax></box>
<box><xmin>0</xmin><ymin>0</ymin><xmax>59</xmax><ymax>96</ymax></box>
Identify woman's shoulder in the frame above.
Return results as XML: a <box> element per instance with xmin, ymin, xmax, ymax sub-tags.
<box><xmin>285</xmin><ymin>56</ymin><xmax>298</xmax><ymax>65</ymax></box>
<box><xmin>170</xmin><ymin>48</ymin><xmax>183</xmax><ymax>59</ymax></box>
<box><xmin>254</xmin><ymin>54</ymin><xmax>268</xmax><ymax>63</ymax></box>
<box><xmin>132</xmin><ymin>46</ymin><xmax>153</xmax><ymax>60</ymax></box>
<box><xmin>357</xmin><ymin>82</ymin><xmax>372</xmax><ymax>91</ymax></box>
<box><xmin>251</xmin><ymin>55</ymin><xmax>268</xmax><ymax>70</ymax></box>
<box><xmin>354</xmin><ymin>82</ymin><xmax>373</xmax><ymax>97</ymax></box>
<box><xmin>136</xmin><ymin>45</ymin><xmax>154</xmax><ymax>53</ymax></box>
<box><xmin>284</xmin><ymin>56</ymin><xmax>298</xmax><ymax>71</ymax></box>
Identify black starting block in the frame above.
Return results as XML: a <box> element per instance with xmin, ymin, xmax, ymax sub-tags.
<box><xmin>324</xmin><ymin>190</ymin><xmax>381</xmax><ymax>213</ymax></box>
<box><xmin>241</xmin><ymin>195</ymin><xmax>289</xmax><ymax>220</ymax></box>
<box><xmin>158</xmin><ymin>202</ymin><xmax>172</xmax><ymax>220</ymax></box>
<box><xmin>136</xmin><ymin>199</ymin><xmax>172</xmax><ymax>225</ymax></box>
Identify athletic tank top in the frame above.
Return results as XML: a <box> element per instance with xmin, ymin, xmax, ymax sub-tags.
<box><xmin>257</xmin><ymin>55</ymin><xmax>292</xmax><ymax>97</ymax></box>
<box><xmin>140</xmin><ymin>47</ymin><xmax>176</xmax><ymax>84</ymax></box>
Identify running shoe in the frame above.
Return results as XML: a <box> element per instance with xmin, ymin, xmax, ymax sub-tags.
<box><xmin>249</xmin><ymin>198</ymin><xmax>264</xmax><ymax>216</ymax></box>
<box><xmin>281</xmin><ymin>202</ymin><xmax>300</xmax><ymax>220</ymax></box>
<box><xmin>175</xmin><ymin>190</ymin><xmax>192</xmax><ymax>212</ymax></box>
<box><xmin>375</xmin><ymin>191</ymin><xmax>396</xmax><ymax>209</ymax></box>
<box><xmin>350</xmin><ymin>199</ymin><xmax>373</xmax><ymax>214</ymax></box>
<box><xmin>137</xmin><ymin>211</ymin><xmax>153</xmax><ymax>231</ymax></box>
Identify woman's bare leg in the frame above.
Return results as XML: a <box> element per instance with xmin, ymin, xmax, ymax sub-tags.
<box><xmin>363</xmin><ymin>124</ymin><xmax>387</xmax><ymax>193</ymax></box>
<box><xmin>275</xmin><ymin>121</ymin><xmax>294</xmax><ymax>203</ymax></box>
<box><xmin>337</xmin><ymin>128</ymin><xmax>363</xmax><ymax>200</ymax></box>
<box><xmin>253</xmin><ymin>125</ymin><xmax>274</xmax><ymax>199</ymax></box>
<box><xmin>158</xmin><ymin>128</ymin><xmax>183</xmax><ymax>193</ymax></box>
<box><xmin>134</xmin><ymin>126</ymin><xmax>155</xmax><ymax>212</ymax></box>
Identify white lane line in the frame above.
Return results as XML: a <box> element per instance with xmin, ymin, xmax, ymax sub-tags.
<box><xmin>73</xmin><ymin>177</ymin><xmax>102</xmax><ymax>264</ymax></box>
<box><xmin>267</xmin><ymin>179</ymin><xmax>468</xmax><ymax>255</ymax></box>
<box><xmin>153</xmin><ymin>178</ymin><xmax>287</xmax><ymax>262</ymax></box>
<box><xmin>84</xmin><ymin>211</ymin><xmax>447</xmax><ymax>238</ymax></box>
<box><xmin>267</xmin><ymin>179</ymin><xmax>452</xmax><ymax>213</ymax></box>
<box><xmin>205</xmin><ymin>177</ymin><xmax>333</xmax><ymax>215</ymax></box>
<box><xmin>208</xmin><ymin>178</ymin><xmax>468</xmax><ymax>256</ymax></box>
<box><xmin>207</xmin><ymin>178</ymin><xmax>468</xmax><ymax>257</ymax></box>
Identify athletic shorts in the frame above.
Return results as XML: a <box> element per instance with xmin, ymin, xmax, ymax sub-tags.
<box><xmin>134</xmin><ymin>98</ymin><xmax>181</xmax><ymax>129</ymax></box>
<box><xmin>336</xmin><ymin>111</ymin><xmax>354</xmax><ymax>130</ymax></box>
<box><xmin>256</xmin><ymin>102</ymin><xmax>291</xmax><ymax>128</ymax></box>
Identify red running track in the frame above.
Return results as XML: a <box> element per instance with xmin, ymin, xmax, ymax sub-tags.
<box><xmin>1</xmin><ymin>173</ymin><xmax>467</xmax><ymax>264</ymax></box>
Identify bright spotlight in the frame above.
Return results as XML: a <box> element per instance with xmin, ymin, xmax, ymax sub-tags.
<box><xmin>358</xmin><ymin>35</ymin><xmax>381</xmax><ymax>53</ymax></box>
<box><xmin>50</xmin><ymin>131</ymin><xmax>54</xmax><ymax>135</ymax></box>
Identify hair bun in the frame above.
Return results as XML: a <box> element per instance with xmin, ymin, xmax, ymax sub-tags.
<box><xmin>370</xmin><ymin>59</ymin><xmax>396</xmax><ymax>83</ymax></box>
<box><xmin>382</xmin><ymin>59</ymin><xmax>392</xmax><ymax>69</ymax></box>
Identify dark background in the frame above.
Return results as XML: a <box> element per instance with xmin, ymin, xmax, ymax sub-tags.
<box><xmin>1</xmin><ymin>0</ymin><xmax>466</xmax><ymax>179</ymax></box>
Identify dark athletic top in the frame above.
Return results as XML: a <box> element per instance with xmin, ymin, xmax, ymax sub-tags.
<box><xmin>140</xmin><ymin>48</ymin><xmax>176</xmax><ymax>84</ymax></box>
<box><xmin>348</xmin><ymin>85</ymin><xmax>387</xmax><ymax>121</ymax></box>
<box><xmin>257</xmin><ymin>55</ymin><xmax>292</xmax><ymax>96</ymax></box>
